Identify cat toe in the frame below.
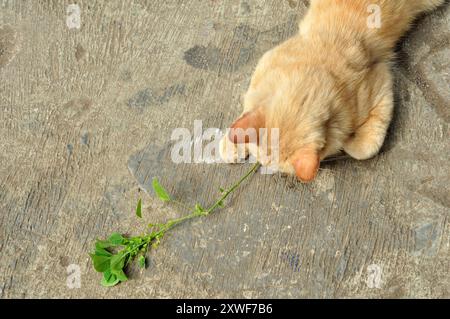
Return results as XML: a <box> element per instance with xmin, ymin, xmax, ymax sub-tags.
<box><xmin>343</xmin><ymin>137</ymin><xmax>382</xmax><ymax>160</ymax></box>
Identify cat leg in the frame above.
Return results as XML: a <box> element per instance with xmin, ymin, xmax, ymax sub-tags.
<box><xmin>344</xmin><ymin>89</ymin><xmax>394</xmax><ymax>160</ymax></box>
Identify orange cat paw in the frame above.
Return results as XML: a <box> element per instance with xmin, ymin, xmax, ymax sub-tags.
<box><xmin>344</xmin><ymin>136</ymin><xmax>383</xmax><ymax>160</ymax></box>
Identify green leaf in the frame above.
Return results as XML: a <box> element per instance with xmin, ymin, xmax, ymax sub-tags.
<box><xmin>108</xmin><ymin>233</ymin><xmax>124</xmax><ymax>245</ymax></box>
<box><xmin>138</xmin><ymin>255</ymin><xmax>146</xmax><ymax>268</ymax></box>
<box><xmin>152</xmin><ymin>178</ymin><xmax>171</xmax><ymax>202</ymax></box>
<box><xmin>115</xmin><ymin>269</ymin><xmax>128</xmax><ymax>282</ymax></box>
<box><xmin>136</xmin><ymin>198</ymin><xmax>142</xmax><ymax>218</ymax></box>
<box><xmin>94</xmin><ymin>241</ymin><xmax>113</xmax><ymax>256</ymax></box>
<box><xmin>219</xmin><ymin>187</ymin><xmax>225</xmax><ymax>193</ymax></box>
<box><xmin>90</xmin><ymin>254</ymin><xmax>111</xmax><ymax>273</ymax></box>
<box><xmin>108</xmin><ymin>233</ymin><xmax>125</xmax><ymax>245</ymax></box>
<box><xmin>101</xmin><ymin>270</ymin><xmax>120</xmax><ymax>287</ymax></box>
<box><xmin>110</xmin><ymin>252</ymin><xmax>128</xmax><ymax>283</ymax></box>
<box><xmin>95</xmin><ymin>240</ymin><xmax>113</xmax><ymax>252</ymax></box>
<box><xmin>94</xmin><ymin>246</ymin><xmax>112</xmax><ymax>258</ymax></box>
<box><xmin>110</xmin><ymin>253</ymin><xmax>126</xmax><ymax>273</ymax></box>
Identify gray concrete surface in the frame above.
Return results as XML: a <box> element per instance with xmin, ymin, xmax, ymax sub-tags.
<box><xmin>0</xmin><ymin>0</ymin><xmax>449</xmax><ymax>298</ymax></box>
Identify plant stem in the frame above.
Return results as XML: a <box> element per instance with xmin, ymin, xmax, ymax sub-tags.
<box><xmin>205</xmin><ymin>162</ymin><xmax>260</xmax><ymax>214</ymax></box>
<box><xmin>153</xmin><ymin>162</ymin><xmax>260</xmax><ymax>233</ymax></box>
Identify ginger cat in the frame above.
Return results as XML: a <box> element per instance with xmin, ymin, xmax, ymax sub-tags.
<box><xmin>220</xmin><ymin>0</ymin><xmax>445</xmax><ymax>182</ymax></box>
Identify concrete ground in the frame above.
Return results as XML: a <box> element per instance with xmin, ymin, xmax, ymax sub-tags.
<box><xmin>0</xmin><ymin>0</ymin><xmax>449</xmax><ymax>298</ymax></box>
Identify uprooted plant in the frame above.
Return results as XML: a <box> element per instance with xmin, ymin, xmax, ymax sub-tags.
<box><xmin>89</xmin><ymin>163</ymin><xmax>260</xmax><ymax>287</ymax></box>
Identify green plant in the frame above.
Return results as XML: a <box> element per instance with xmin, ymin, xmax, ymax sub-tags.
<box><xmin>89</xmin><ymin>163</ymin><xmax>260</xmax><ymax>287</ymax></box>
